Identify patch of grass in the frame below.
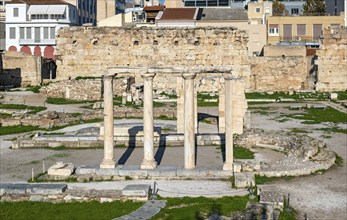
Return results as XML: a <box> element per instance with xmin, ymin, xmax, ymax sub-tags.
<box><xmin>80</xmin><ymin>104</ymin><xmax>94</xmax><ymax>109</ymax></box>
<box><xmin>278</xmin><ymin>208</ymin><xmax>297</xmax><ymax>220</ymax></box>
<box><xmin>234</xmin><ymin>146</ymin><xmax>255</xmax><ymax>159</ymax></box>
<box><xmin>0</xmin><ymin>125</ymin><xmax>40</xmax><ymax>136</ymax></box>
<box><xmin>218</xmin><ymin>145</ymin><xmax>255</xmax><ymax>159</ymax></box>
<box><xmin>320</xmin><ymin>135</ymin><xmax>332</xmax><ymax>139</ymax></box>
<box><xmin>290</xmin><ymin>128</ymin><xmax>309</xmax><ymax>134</ymax></box>
<box><xmin>301</xmin><ymin>120</ymin><xmax>321</xmax><ymax>124</ymax></box>
<box><xmin>197</xmin><ymin>101</ymin><xmax>219</xmax><ymax>107</ymax></box>
<box><xmin>289</xmin><ymin>107</ymin><xmax>347</xmax><ymax>123</ymax></box>
<box><xmin>0</xmin><ymin>201</ymin><xmax>143</xmax><ymax>220</ymax></box>
<box><xmin>0</xmin><ymin>113</ymin><xmax>12</xmax><ymax>118</ymax></box>
<box><xmin>26</xmin><ymin>85</ymin><xmax>41</xmax><ymax>93</ymax></box>
<box><xmin>337</xmin><ymin>90</ymin><xmax>347</xmax><ymax>100</ymax></box>
<box><xmin>275</xmin><ymin>118</ymin><xmax>290</xmax><ymax>123</ymax></box>
<box><xmin>46</xmin><ymin>97</ymin><xmax>97</xmax><ymax>105</ymax></box>
<box><xmin>335</xmin><ymin>153</ymin><xmax>344</xmax><ymax>167</ymax></box>
<box><xmin>71</xmin><ymin>112</ymin><xmax>82</xmax><ymax>117</ymax></box>
<box><xmin>255</xmin><ymin>175</ymin><xmax>295</xmax><ymax>185</ymax></box>
<box><xmin>316</xmin><ymin>127</ymin><xmax>347</xmax><ymax>134</ymax></box>
<box><xmin>75</xmin><ymin>76</ymin><xmax>102</xmax><ymax>80</ymax></box>
<box><xmin>153</xmin><ymin>101</ymin><xmax>166</xmax><ymax>108</ymax></box>
<box><xmin>153</xmin><ymin>196</ymin><xmax>255</xmax><ymax>220</ymax></box>
<box><xmin>156</xmin><ymin>115</ymin><xmax>176</xmax><ymax>120</ymax></box>
<box><xmin>0</xmin><ymin>103</ymin><xmax>46</xmax><ymax>114</ymax></box>
<box><xmin>159</xmin><ymin>92</ymin><xmax>177</xmax><ymax>99</ymax></box>
<box><xmin>29</xmin><ymin>160</ymin><xmax>40</xmax><ymax>165</ymax></box>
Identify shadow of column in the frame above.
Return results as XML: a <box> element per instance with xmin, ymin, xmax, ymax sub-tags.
<box><xmin>117</xmin><ymin>126</ymin><xmax>140</xmax><ymax>165</ymax></box>
<box><xmin>155</xmin><ymin>127</ymin><xmax>165</xmax><ymax>165</ymax></box>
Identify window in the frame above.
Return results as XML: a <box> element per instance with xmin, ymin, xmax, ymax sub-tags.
<box><xmin>19</xmin><ymin>27</ymin><xmax>24</xmax><ymax>39</ymax></box>
<box><xmin>269</xmin><ymin>24</ymin><xmax>279</xmax><ymax>35</ymax></box>
<box><xmin>9</xmin><ymin>27</ymin><xmax>16</xmax><ymax>39</ymax></box>
<box><xmin>297</xmin><ymin>24</ymin><xmax>306</xmax><ymax>36</ymax></box>
<box><xmin>43</xmin><ymin>27</ymin><xmax>49</xmax><ymax>39</ymax></box>
<box><xmin>50</xmin><ymin>27</ymin><xmax>55</xmax><ymax>39</ymax></box>
<box><xmin>13</xmin><ymin>8</ymin><xmax>18</xmax><ymax>17</ymax></box>
<box><xmin>291</xmin><ymin>8</ymin><xmax>299</xmax><ymax>15</ymax></box>
<box><xmin>256</xmin><ymin>8</ymin><xmax>260</xmax><ymax>13</ymax></box>
<box><xmin>26</xmin><ymin>27</ymin><xmax>31</xmax><ymax>39</ymax></box>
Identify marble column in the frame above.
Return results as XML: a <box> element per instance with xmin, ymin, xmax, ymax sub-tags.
<box><xmin>140</xmin><ymin>72</ymin><xmax>157</xmax><ymax>169</ymax></box>
<box><xmin>223</xmin><ymin>75</ymin><xmax>233</xmax><ymax>170</ymax></box>
<box><xmin>183</xmin><ymin>73</ymin><xmax>197</xmax><ymax>169</ymax></box>
<box><xmin>100</xmin><ymin>74</ymin><xmax>116</xmax><ymax>169</ymax></box>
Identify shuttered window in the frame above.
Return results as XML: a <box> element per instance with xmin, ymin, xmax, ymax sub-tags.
<box><xmin>313</xmin><ymin>24</ymin><xmax>322</xmax><ymax>40</ymax></box>
<box><xmin>283</xmin><ymin>24</ymin><xmax>292</xmax><ymax>41</ymax></box>
<box><xmin>50</xmin><ymin>27</ymin><xmax>55</xmax><ymax>39</ymax></box>
<box><xmin>26</xmin><ymin>27</ymin><xmax>31</xmax><ymax>39</ymax></box>
<box><xmin>9</xmin><ymin>27</ymin><xmax>16</xmax><ymax>39</ymax></box>
<box><xmin>297</xmin><ymin>24</ymin><xmax>306</xmax><ymax>36</ymax></box>
<box><xmin>19</xmin><ymin>27</ymin><xmax>24</xmax><ymax>39</ymax></box>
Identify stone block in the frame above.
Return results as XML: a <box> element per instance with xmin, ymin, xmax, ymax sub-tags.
<box><xmin>47</xmin><ymin>161</ymin><xmax>74</xmax><ymax>177</ymax></box>
<box><xmin>233</xmin><ymin>162</ymin><xmax>242</xmax><ymax>173</ymax></box>
<box><xmin>122</xmin><ymin>184</ymin><xmax>151</xmax><ymax>197</ymax></box>
<box><xmin>118</xmin><ymin>165</ymin><xmax>148</xmax><ymax>177</ymax></box>
<box><xmin>29</xmin><ymin>195</ymin><xmax>47</xmax><ymax>202</ymax></box>
<box><xmin>176</xmin><ymin>168</ymin><xmax>207</xmax><ymax>177</ymax></box>
<box><xmin>29</xmin><ymin>184</ymin><xmax>67</xmax><ymax>194</ymax></box>
<box><xmin>329</xmin><ymin>93</ymin><xmax>338</xmax><ymax>100</ymax></box>
<box><xmin>75</xmin><ymin>165</ymin><xmax>97</xmax><ymax>175</ymax></box>
<box><xmin>147</xmin><ymin>166</ymin><xmax>178</xmax><ymax>177</ymax></box>
<box><xmin>234</xmin><ymin>172</ymin><xmax>255</xmax><ymax>188</ymax></box>
<box><xmin>95</xmin><ymin>168</ymin><xmax>119</xmax><ymax>176</ymax></box>
<box><xmin>259</xmin><ymin>190</ymin><xmax>284</xmax><ymax>210</ymax></box>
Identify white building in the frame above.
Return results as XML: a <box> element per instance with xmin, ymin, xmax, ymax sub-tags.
<box><xmin>5</xmin><ymin>0</ymin><xmax>77</xmax><ymax>59</ymax></box>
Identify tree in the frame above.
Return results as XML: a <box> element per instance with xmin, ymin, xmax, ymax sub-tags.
<box><xmin>303</xmin><ymin>0</ymin><xmax>326</xmax><ymax>16</ymax></box>
<box><xmin>272</xmin><ymin>0</ymin><xmax>286</xmax><ymax>16</ymax></box>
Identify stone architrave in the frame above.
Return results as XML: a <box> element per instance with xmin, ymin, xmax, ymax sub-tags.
<box><xmin>183</xmin><ymin>72</ymin><xmax>197</xmax><ymax>169</ymax></box>
<box><xmin>140</xmin><ymin>72</ymin><xmax>157</xmax><ymax>169</ymax></box>
<box><xmin>100</xmin><ymin>74</ymin><xmax>116</xmax><ymax>169</ymax></box>
<box><xmin>223</xmin><ymin>74</ymin><xmax>233</xmax><ymax>171</ymax></box>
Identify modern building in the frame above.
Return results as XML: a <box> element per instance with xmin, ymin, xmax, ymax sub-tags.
<box><xmin>325</xmin><ymin>0</ymin><xmax>345</xmax><ymax>16</ymax></box>
<box><xmin>5</xmin><ymin>0</ymin><xmax>78</xmax><ymax>58</ymax></box>
<box><xmin>1</xmin><ymin>0</ymin><xmax>12</xmax><ymax>51</ymax></box>
<box><xmin>267</xmin><ymin>13</ymin><xmax>345</xmax><ymax>46</ymax></box>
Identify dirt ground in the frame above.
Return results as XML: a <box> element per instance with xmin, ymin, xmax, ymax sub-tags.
<box><xmin>0</xmin><ymin>91</ymin><xmax>346</xmax><ymax>220</ymax></box>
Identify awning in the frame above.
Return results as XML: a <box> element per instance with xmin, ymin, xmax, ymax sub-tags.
<box><xmin>47</xmin><ymin>5</ymin><xmax>66</xmax><ymax>15</ymax></box>
<box><xmin>27</xmin><ymin>5</ymin><xmax>66</xmax><ymax>15</ymax></box>
<box><xmin>27</xmin><ymin>5</ymin><xmax>49</xmax><ymax>14</ymax></box>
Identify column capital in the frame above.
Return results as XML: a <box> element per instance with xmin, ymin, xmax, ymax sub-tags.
<box><xmin>141</xmin><ymin>72</ymin><xmax>156</xmax><ymax>79</ymax></box>
<box><xmin>104</xmin><ymin>73</ymin><xmax>116</xmax><ymax>80</ymax></box>
<box><xmin>182</xmin><ymin>72</ymin><xmax>197</xmax><ymax>80</ymax></box>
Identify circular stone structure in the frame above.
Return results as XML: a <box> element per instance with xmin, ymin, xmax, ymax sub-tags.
<box><xmin>235</xmin><ymin>129</ymin><xmax>336</xmax><ymax>177</ymax></box>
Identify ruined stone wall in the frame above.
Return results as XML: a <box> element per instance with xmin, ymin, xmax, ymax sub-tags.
<box><xmin>2</xmin><ymin>51</ymin><xmax>41</xmax><ymax>86</ymax></box>
<box><xmin>55</xmin><ymin>26</ymin><xmax>250</xmax><ymax>80</ymax></box>
<box><xmin>315</xmin><ymin>27</ymin><xmax>347</xmax><ymax>92</ymax></box>
<box><xmin>250</xmin><ymin>56</ymin><xmax>312</xmax><ymax>91</ymax></box>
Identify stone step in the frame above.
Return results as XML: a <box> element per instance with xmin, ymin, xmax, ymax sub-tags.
<box><xmin>0</xmin><ymin>183</ymin><xmax>67</xmax><ymax>195</ymax></box>
<box><xmin>113</xmin><ymin>200</ymin><xmax>167</xmax><ymax>220</ymax></box>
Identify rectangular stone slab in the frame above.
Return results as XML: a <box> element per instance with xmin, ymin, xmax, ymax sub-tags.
<box><xmin>122</xmin><ymin>184</ymin><xmax>151</xmax><ymax>197</ymax></box>
<box><xmin>0</xmin><ymin>183</ymin><xmax>67</xmax><ymax>195</ymax></box>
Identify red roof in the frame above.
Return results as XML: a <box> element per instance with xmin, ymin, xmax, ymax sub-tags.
<box><xmin>9</xmin><ymin>0</ymin><xmax>72</xmax><ymax>5</ymax></box>
<box><xmin>160</xmin><ymin>8</ymin><xmax>197</xmax><ymax>20</ymax></box>
<box><xmin>144</xmin><ymin>6</ymin><xmax>165</xmax><ymax>12</ymax></box>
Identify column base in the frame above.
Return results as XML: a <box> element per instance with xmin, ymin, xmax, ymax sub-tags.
<box><xmin>100</xmin><ymin>159</ymin><xmax>116</xmax><ymax>169</ymax></box>
<box><xmin>140</xmin><ymin>159</ymin><xmax>157</xmax><ymax>169</ymax></box>
<box><xmin>223</xmin><ymin>162</ymin><xmax>234</xmax><ymax>171</ymax></box>
<box><xmin>184</xmin><ymin>164</ymin><xmax>195</xmax><ymax>169</ymax></box>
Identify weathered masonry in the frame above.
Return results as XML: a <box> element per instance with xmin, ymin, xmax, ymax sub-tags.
<box><xmin>55</xmin><ymin>27</ymin><xmax>316</xmax><ymax>92</ymax></box>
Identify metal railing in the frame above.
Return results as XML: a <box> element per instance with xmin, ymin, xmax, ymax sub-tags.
<box><xmin>19</xmin><ymin>38</ymin><xmax>56</xmax><ymax>45</ymax></box>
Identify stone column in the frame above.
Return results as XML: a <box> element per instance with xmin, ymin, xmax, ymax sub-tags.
<box><xmin>183</xmin><ymin>73</ymin><xmax>197</xmax><ymax>169</ymax></box>
<box><xmin>100</xmin><ymin>74</ymin><xmax>116</xmax><ymax>169</ymax></box>
<box><xmin>223</xmin><ymin>75</ymin><xmax>233</xmax><ymax>171</ymax></box>
<box><xmin>140</xmin><ymin>72</ymin><xmax>157</xmax><ymax>169</ymax></box>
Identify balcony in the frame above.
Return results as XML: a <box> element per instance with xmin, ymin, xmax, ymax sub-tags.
<box><xmin>19</xmin><ymin>38</ymin><xmax>56</xmax><ymax>45</ymax></box>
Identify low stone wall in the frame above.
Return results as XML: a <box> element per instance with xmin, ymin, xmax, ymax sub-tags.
<box><xmin>236</xmin><ymin>129</ymin><xmax>336</xmax><ymax>177</ymax></box>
